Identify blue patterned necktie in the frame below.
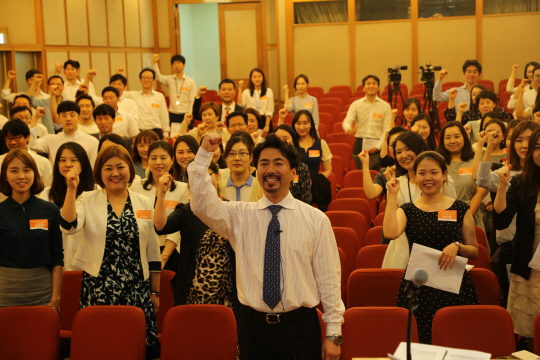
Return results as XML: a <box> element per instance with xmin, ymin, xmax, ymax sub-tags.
<box><xmin>263</xmin><ymin>205</ymin><xmax>283</xmax><ymax>310</ymax></box>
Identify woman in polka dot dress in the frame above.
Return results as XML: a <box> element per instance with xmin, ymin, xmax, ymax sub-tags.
<box><xmin>384</xmin><ymin>151</ymin><xmax>479</xmax><ymax>344</ymax></box>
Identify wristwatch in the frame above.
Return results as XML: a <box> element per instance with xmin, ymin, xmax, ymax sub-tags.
<box><xmin>453</xmin><ymin>241</ymin><xmax>461</xmax><ymax>253</ymax></box>
<box><xmin>326</xmin><ymin>335</ymin><xmax>344</xmax><ymax>346</ymax></box>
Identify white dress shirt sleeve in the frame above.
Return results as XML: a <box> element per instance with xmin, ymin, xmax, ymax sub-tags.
<box><xmin>342</xmin><ymin>102</ymin><xmax>357</xmax><ymax>133</ymax></box>
<box><xmin>1</xmin><ymin>88</ymin><xmax>16</xmax><ymax>102</ymax></box>
<box><xmin>476</xmin><ymin>161</ymin><xmax>499</xmax><ymax>193</ymax></box>
<box><xmin>40</xmin><ymin>159</ymin><xmax>53</xmax><ymax>187</ymax></box>
<box><xmin>29</xmin><ymin>133</ymin><xmax>50</xmax><ymax>154</ymax></box>
<box><xmin>61</xmin><ymin>192</ymin><xmax>88</xmax><ymax>235</ymax></box>
<box><xmin>265</xmin><ymin>88</ymin><xmax>274</xmax><ymax>118</ymax></box>
<box><xmin>240</xmin><ymin>89</ymin><xmax>249</xmax><ymax>108</ymax></box>
<box><xmin>376</xmin><ymin>106</ymin><xmax>392</xmax><ymax>150</ymax></box>
<box><xmin>187</xmin><ymin>148</ymin><xmax>239</xmax><ymax>245</ymax></box>
<box><xmin>432</xmin><ymin>80</ymin><xmax>449</xmax><ymax>102</ymax></box>
<box><xmin>160</xmin><ymin>95</ymin><xmax>170</xmax><ymax>135</ymax></box>
<box><xmin>152</xmin><ymin>64</ymin><xmax>170</xmax><ymax>86</ymax></box>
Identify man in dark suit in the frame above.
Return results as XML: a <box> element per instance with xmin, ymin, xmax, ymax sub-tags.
<box><xmin>90</xmin><ymin>104</ymin><xmax>133</xmax><ymax>155</ymax></box>
<box><xmin>192</xmin><ymin>78</ymin><xmax>244</xmax><ymax>123</ymax></box>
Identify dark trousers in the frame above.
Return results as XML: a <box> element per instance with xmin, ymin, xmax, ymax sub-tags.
<box><xmin>237</xmin><ymin>305</ymin><xmax>321</xmax><ymax>360</ymax></box>
<box><xmin>148</xmin><ymin>128</ymin><xmax>163</xmax><ymax>140</ymax></box>
<box><xmin>353</xmin><ymin>138</ymin><xmax>380</xmax><ymax>170</ymax></box>
<box><xmin>169</xmin><ymin>113</ymin><xmax>193</xmax><ymax>130</ymax></box>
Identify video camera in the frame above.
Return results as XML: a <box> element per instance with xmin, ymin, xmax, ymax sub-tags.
<box><xmin>419</xmin><ymin>64</ymin><xmax>442</xmax><ymax>83</ymax></box>
<box><xmin>388</xmin><ymin>65</ymin><xmax>408</xmax><ymax>83</ymax></box>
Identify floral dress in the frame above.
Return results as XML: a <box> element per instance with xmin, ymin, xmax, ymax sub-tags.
<box><xmin>80</xmin><ymin>197</ymin><xmax>159</xmax><ymax>354</ymax></box>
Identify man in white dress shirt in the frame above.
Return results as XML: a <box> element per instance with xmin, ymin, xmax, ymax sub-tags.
<box><xmin>1</xmin><ymin>119</ymin><xmax>52</xmax><ymax>187</ymax></box>
<box><xmin>2</xmin><ymin>69</ymin><xmax>50</xmax><ymax>103</ymax></box>
<box><xmin>343</xmin><ymin>74</ymin><xmax>391</xmax><ymax>169</ymax></box>
<box><xmin>186</xmin><ymin>132</ymin><xmax>344</xmax><ymax>360</ymax></box>
<box><xmin>508</xmin><ymin>65</ymin><xmax>540</xmax><ymax>111</ymax></box>
<box><xmin>101</xmin><ymin>87</ymin><xmax>139</xmax><ymax>139</ymax></box>
<box><xmin>192</xmin><ymin>79</ymin><xmax>244</xmax><ymax>123</ymax></box>
<box><xmin>58</xmin><ymin>60</ymin><xmax>97</xmax><ymax>101</ymax></box>
<box><xmin>152</xmin><ymin>53</ymin><xmax>196</xmax><ymax>126</ymax></box>
<box><xmin>29</xmin><ymin>101</ymin><xmax>99</xmax><ymax>168</ymax></box>
<box><xmin>75</xmin><ymin>94</ymin><xmax>99</xmax><ymax>134</ymax></box>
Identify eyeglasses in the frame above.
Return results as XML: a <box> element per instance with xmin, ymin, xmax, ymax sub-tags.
<box><xmin>534</xmin><ymin>74</ymin><xmax>540</xmax><ymax>79</ymax></box>
<box><xmin>6</xmin><ymin>135</ymin><xmax>23</xmax><ymax>142</ymax></box>
<box><xmin>140</xmin><ymin>77</ymin><xmax>154</xmax><ymax>80</ymax></box>
<box><xmin>226</xmin><ymin>151</ymin><xmax>249</xmax><ymax>159</ymax></box>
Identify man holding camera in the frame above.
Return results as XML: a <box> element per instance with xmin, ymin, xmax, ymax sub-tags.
<box><xmin>432</xmin><ymin>59</ymin><xmax>482</xmax><ymax>111</ymax></box>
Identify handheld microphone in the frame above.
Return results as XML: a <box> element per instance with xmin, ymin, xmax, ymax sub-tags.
<box><xmin>403</xmin><ymin>268</ymin><xmax>428</xmax><ymax>299</ymax></box>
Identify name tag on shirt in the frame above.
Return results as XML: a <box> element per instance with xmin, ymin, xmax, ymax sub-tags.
<box><xmin>304</xmin><ymin>103</ymin><xmax>313</xmax><ymax>109</ymax></box>
<box><xmin>459</xmin><ymin>167</ymin><xmax>472</xmax><ymax>175</ymax></box>
<box><xmin>115</xmin><ymin>117</ymin><xmax>123</xmax><ymax>123</ymax></box>
<box><xmin>438</xmin><ymin>210</ymin><xmax>457</xmax><ymax>222</ymax></box>
<box><xmin>309</xmin><ymin>150</ymin><xmax>320</xmax><ymax>157</ymax></box>
<box><xmin>260</xmin><ymin>96</ymin><xmax>268</xmax><ymax>101</ymax></box>
<box><xmin>30</xmin><ymin>219</ymin><xmax>48</xmax><ymax>230</ymax></box>
<box><xmin>151</xmin><ymin>103</ymin><xmax>160</xmax><ymax>109</ymax></box>
<box><xmin>373</xmin><ymin>113</ymin><xmax>382</xmax><ymax>119</ymax></box>
<box><xmin>135</xmin><ymin>210</ymin><xmax>152</xmax><ymax>220</ymax></box>
<box><xmin>181</xmin><ymin>87</ymin><xmax>189</xmax><ymax>92</ymax></box>
<box><xmin>165</xmin><ymin>201</ymin><xmax>178</xmax><ymax>210</ymax></box>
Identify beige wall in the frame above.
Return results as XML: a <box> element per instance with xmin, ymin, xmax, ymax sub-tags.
<box><xmin>0</xmin><ymin>0</ymin><xmax>37</xmax><ymax>44</ymax></box>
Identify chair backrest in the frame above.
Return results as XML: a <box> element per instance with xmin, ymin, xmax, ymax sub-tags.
<box><xmin>326</xmin><ymin>211</ymin><xmax>367</xmax><ymax>249</ymax></box>
<box><xmin>499</xmin><ymin>91</ymin><xmax>512</xmax><ymax>108</ymax></box>
<box><xmin>329</xmin><ymin>198</ymin><xmax>373</xmax><ymax>228</ymax></box>
<box><xmin>347</xmin><ymin>269</ymin><xmax>404</xmax><ymax>308</ymax></box>
<box><xmin>475</xmin><ymin>226</ymin><xmax>488</xmax><ymax>249</ymax></box>
<box><xmin>341</xmin><ymin>307</ymin><xmax>418</xmax><ymax>360</ymax></box>
<box><xmin>338</xmin><ymin>247</ymin><xmax>348</xmax><ymax>302</ymax></box>
<box><xmin>374</xmin><ymin>212</ymin><xmax>384</xmax><ymax>227</ymax></box>
<box><xmin>335</xmin><ymin>187</ymin><xmax>379</xmax><ymax>219</ymax></box>
<box><xmin>307</xmin><ymin>86</ymin><xmax>324</xmax><ymax>101</ymax></box>
<box><xmin>356</xmin><ymin>245</ymin><xmax>388</xmax><ymax>269</ymax></box>
<box><xmin>343</xmin><ymin>170</ymin><xmax>378</xmax><ymax>188</ymax></box>
<box><xmin>319</xmin><ymin>104</ymin><xmax>339</xmax><ymax>123</ymax></box>
<box><xmin>353</xmin><ymin>90</ymin><xmax>366</xmax><ymax>98</ymax></box>
<box><xmin>318</xmin><ymin>123</ymin><xmax>328</xmax><ymax>140</ymax></box>
<box><xmin>0</xmin><ymin>306</ymin><xmax>59</xmax><ymax>360</ymax></box>
<box><xmin>468</xmin><ymin>268</ymin><xmax>500</xmax><ymax>305</ymax></box>
<box><xmin>161</xmin><ymin>305</ymin><xmax>237</xmax><ymax>360</ymax></box>
<box><xmin>478</xmin><ymin>80</ymin><xmax>494</xmax><ymax>92</ymax></box>
<box><xmin>157</xmin><ymin>270</ymin><xmax>176</xmax><ymax>334</ymax></box>
<box><xmin>535</xmin><ymin>313</ymin><xmax>540</xmax><ymax>355</ymax></box>
<box><xmin>60</xmin><ymin>271</ymin><xmax>83</xmax><ymax>334</ymax></box>
<box><xmin>326</xmin><ymin>133</ymin><xmax>356</xmax><ymax>149</ymax></box>
<box><xmin>333</xmin><ymin>227</ymin><xmax>359</xmax><ymax>281</ymax></box>
<box><xmin>468</xmin><ymin>244</ymin><xmax>491</xmax><ymax>270</ymax></box>
<box><xmin>379</xmin><ymin>199</ymin><xmax>386</xmax><ymax>213</ymax></box>
<box><xmin>330</xmin><ymin>85</ymin><xmax>352</xmax><ymax>97</ymax></box>
<box><xmin>319</xmin><ymin>112</ymin><xmax>334</xmax><ymax>131</ymax></box>
<box><xmin>273</xmin><ymin>112</ymin><xmax>292</xmax><ymax>126</ymax></box>
<box><xmin>71</xmin><ymin>305</ymin><xmax>146</xmax><ymax>360</ymax></box>
<box><xmin>325</xmin><ymin>91</ymin><xmax>348</xmax><ymax>105</ymax></box>
<box><xmin>432</xmin><ymin>305</ymin><xmax>516</xmax><ymax>357</ymax></box>
<box><xmin>365</xmin><ymin>226</ymin><xmax>383</xmax><ymax>246</ymax></box>
<box><xmin>331</xmin><ymin>156</ymin><xmax>345</xmax><ymax>189</ymax></box>
<box><xmin>328</xmin><ymin>143</ymin><xmax>353</xmax><ymax>172</ymax></box>
<box><xmin>320</xmin><ymin>97</ymin><xmax>344</xmax><ymax>111</ymax></box>
<box><xmin>333</xmin><ymin>121</ymin><xmax>345</xmax><ymax>134</ymax></box>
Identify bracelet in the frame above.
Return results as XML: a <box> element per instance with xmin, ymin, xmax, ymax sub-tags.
<box><xmin>151</xmin><ymin>291</ymin><xmax>160</xmax><ymax>296</ymax></box>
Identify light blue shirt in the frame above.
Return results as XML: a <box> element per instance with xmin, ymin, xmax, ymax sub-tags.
<box><xmin>432</xmin><ymin>82</ymin><xmax>471</xmax><ymax>111</ymax></box>
<box><xmin>226</xmin><ymin>174</ymin><xmax>254</xmax><ymax>202</ymax></box>
<box><xmin>287</xmin><ymin>94</ymin><xmax>319</xmax><ymax>130</ymax></box>
<box><xmin>31</xmin><ymin>96</ymin><xmax>65</xmax><ymax>134</ymax></box>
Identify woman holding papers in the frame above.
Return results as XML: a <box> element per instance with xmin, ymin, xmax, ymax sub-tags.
<box><xmin>384</xmin><ymin>151</ymin><xmax>479</xmax><ymax>344</ymax></box>
<box><xmin>494</xmin><ymin>125</ymin><xmax>540</xmax><ymax>345</ymax></box>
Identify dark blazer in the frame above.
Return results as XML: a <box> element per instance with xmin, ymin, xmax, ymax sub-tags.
<box><xmin>192</xmin><ymin>97</ymin><xmax>243</xmax><ymax>121</ymax></box>
<box><xmin>91</xmin><ymin>133</ymin><xmax>133</xmax><ymax>155</ymax></box>
<box><xmin>493</xmin><ymin>176</ymin><xmax>537</xmax><ymax>280</ymax></box>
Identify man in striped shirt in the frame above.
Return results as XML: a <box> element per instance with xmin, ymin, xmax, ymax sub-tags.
<box><xmin>188</xmin><ymin>132</ymin><xmax>344</xmax><ymax>360</ymax></box>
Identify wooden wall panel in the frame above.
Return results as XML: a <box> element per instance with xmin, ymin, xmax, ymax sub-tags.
<box><xmin>156</xmin><ymin>0</ymin><xmax>171</xmax><ymax>49</ymax></box>
<box><xmin>124</xmin><ymin>0</ymin><xmax>142</xmax><ymax>47</ymax></box>
<box><xmin>142</xmin><ymin>52</ymin><xmax>154</xmax><ymax>70</ymax></box>
<box><xmin>107</xmin><ymin>0</ymin><xmax>126</xmax><ymax>47</ymax></box>
<box><xmin>159</xmin><ymin>52</ymin><xmax>171</xmax><ymax>95</ymax></box>
<box><xmin>140</xmin><ymin>0</ymin><xmax>155</xmax><ymax>48</ymax></box>
<box><xmin>126</xmin><ymin>52</ymin><xmax>142</xmax><ymax>90</ymax></box>
<box><xmin>66</xmin><ymin>0</ymin><xmax>89</xmax><ymax>46</ymax></box>
<box><xmin>223</xmin><ymin>8</ymin><xmax>259</xmax><ymax>79</ymax></box>
<box><xmin>109</xmin><ymin>53</ymin><xmax>127</xmax><ymax>81</ymax></box>
<box><xmin>15</xmin><ymin>52</ymin><xmax>36</xmax><ymax>92</ymax></box>
<box><xmin>0</xmin><ymin>0</ymin><xmax>37</xmax><ymax>44</ymax></box>
<box><xmin>88</xmin><ymin>0</ymin><xmax>108</xmax><ymax>46</ymax></box>
<box><xmin>43</xmin><ymin>0</ymin><xmax>67</xmax><ymax>45</ymax></box>
<box><xmin>90</xmin><ymin>52</ymin><xmax>110</xmax><ymax>94</ymax></box>
<box><xmin>45</xmin><ymin>51</ymin><xmax>68</xmax><ymax>78</ymax></box>
<box><xmin>69</xmin><ymin>51</ymin><xmax>91</xmax><ymax>81</ymax></box>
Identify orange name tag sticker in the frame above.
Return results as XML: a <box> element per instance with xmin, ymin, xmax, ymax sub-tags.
<box><xmin>304</xmin><ymin>103</ymin><xmax>313</xmax><ymax>108</ymax></box>
<box><xmin>293</xmin><ymin>175</ymin><xmax>299</xmax><ymax>183</ymax></box>
<box><xmin>165</xmin><ymin>201</ymin><xmax>178</xmax><ymax>210</ymax></box>
<box><xmin>181</xmin><ymin>87</ymin><xmax>189</xmax><ymax>92</ymax></box>
<box><xmin>135</xmin><ymin>210</ymin><xmax>152</xmax><ymax>220</ymax></box>
<box><xmin>438</xmin><ymin>210</ymin><xmax>457</xmax><ymax>222</ymax></box>
<box><xmin>459</xmin><ymin>167</ymin><xmax>472</xmax><ymax>175</ymax></box>
<box><xmin>151</xmin><ymin>103</ymin><xmax>160</xmax><ymax>109</ymax></box>
<box><xmin>30</xmin><ymin>219</ymin><xmax>48</xmax><ymax>230</ymax></box>
<box><xmin>373</xmin><ymin>113</ymin><xmax>383</xmax><ymax>119</ymax></box>
<box><xmin>309</xmin><ymin>150</ymin><xmax>320</xmax><ymax>157</ymax></box>
<box><xmin>260</xmin><ymin>96</ymin><xmax>268</xmax><ymax>101</ymax></box>
<box><xmin>115</xmin><ymin>117</ymin><xmax>123</xmax><ymax>123</ymax></box>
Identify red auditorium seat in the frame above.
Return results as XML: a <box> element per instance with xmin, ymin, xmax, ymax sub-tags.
<box><xmin>331</xmin><ymin>156</ymin><xmax>345</xmax><ymax>188</ymax></box>
<box><xmin>157</xmin><ymin>270</ymin><xmax>176</xmax><ymax>334</ymax></box>
<box><xmin>320</xmin><ymin>97</ymin><xmax>344</xmax><ymax>111</ymax></box>
<box><xmin>442</xmin><ymin>82</ymin><xmax>464</xmax><ymax>91</ymax></box>
<box><xmin>356</xmin><ymin>245</ymin><xmax>388</xmax><ymax>269</ymax></box>
<box><xmin>328</xmin><ymin>198</ymin><xmax>373</xmax><ymax>227</ymax></box>
<box><xmin>475</xmin><ymin>226</ymin><xmax>489</xmax><ymax>249</ymax></box>
<box><xmin>307</xmin><ymin>86</ymin><xmax>324</xmax><ymax>101</ymax></box>
<box><xmin>318</xmin><ymin>123</ymin><xmax>328</xmax><ymax>140</ymax></box>
<box><xmin>324</xmin><ymin>91</ymin><xmax>348</xmax><ymax>105</ymax></box>
<box><xmin>432</xmin><ymin>305</ymin><xmax>516</xmax><ymax>357</ymax></box>
<box><xmin>319</xmin><ymin>113</ymin><xmax>334</xmax><ymax>132</ymax></box>
<box><xmin>468</xmin><ymin>245</ymin><xmax>491</xmax><ymax>270</ymax></box>
<box><xmin>347</xmin><ymin>269</ymin><xmax>404</xmax><ymax>308</ymax></box>
<box><xmin>374</xmin><ymin>212</ymin><xmax>384</xmax><ymax>227</ymax></box>
<box><xmin>328</xmin><ymin>143</ymin><xmax>353</xmax><ymax>172</ymax></box>
<box><xmin>327</xmin><ymin>211</ymin><xmax>367</xmax><ymax>249</ymax></box>
<box><xmin>338</xmin><ymin>247</ymin><xmax>348</xmax><ymax>303</ymax></box>
<box><xmin>60</xmin><ymin>271</ymin><xmax>83</xmax><ymax>340</ymax></box>
<box><xmin>71</xmin><ymin>306</ymin><xmax>146</xmax><ymax>360</ymax></box>
<box><xmin>384</xmin><ymin>83</ymin><xmax>409</xmax><ymax>99</ymax></box>
<box><xmin>478</xmin><ymin>80</ymin><xmax>494</xmax><ymax>92</ymax></box>
<box><xmin>343</xmin><ymin>170</ymin><xmax>378</xmax><ymax>188</ymax></box>
<box><xmin>161</xmin><ymin>305</ymin><xmax>237</xmax><ymax>360</ymax></box>
<box><xmin>0</xmin><ymin>306</ymin><xmax>60</xmax><ymax>360</ymax></box>
<box><xmin>319</xmin><ymin>104</ymin><xmax>340</xmax><ymax>124</ymax></box>
<box><xmin>330</xmin><ymin>85</ymin><xmax>352</xmax><ymax>97</ymax></box>
<box><xmin>326</xmin><ymin>133</ymin><xmax>356</xmax><ymax>149</ymax></box>
<box><xmin>333</xmin><ymin>121</ymin><xmax>345</xmax><ymax>134</ymax></box>
<box><xmin>341</xmin><ymin>307</ymin><xmax>418</xmax><ymax>360</ymax></box>
<box><xmin>365</xmin><ymin>226</ymin><xmax>382</xmax><ymax>245</ymax></box>
<box><xmin>333</xmin><ymin>227</ymin><xmax>359</xmax><ymax>282</ymax></box>
<box><xmin>336</xmin><ymin>187</ymin><xmax>379</xmax><ymax>219</ymax></box>
<box><xmin>468</xmin><ymin>268</ymin><xmax>500</xmax><ymax>306</ymax></box>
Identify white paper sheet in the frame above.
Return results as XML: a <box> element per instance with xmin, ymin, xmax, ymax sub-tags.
<box><xmin>404</xmin><ymin>243</ymin><xmax>467</xmax><ymax>294</ymax></box>
<box><xmin>528</xmin><ymin>243</ymin><xmax>540</xmax><ymax>271</ymax></box>
<box><xmin>362</xmin><ymin>138</ymin><xmax>380</xmax><ymax>151</ymax></box>
<box><xmin>171</xmin><ymin>123</ymin><xmax>181</xmax><ymax>137</ymax></box>
<box><xmin>389</xmin><ymin>342</ymin><xmax>491</xmax><ymax>360</ymax></box>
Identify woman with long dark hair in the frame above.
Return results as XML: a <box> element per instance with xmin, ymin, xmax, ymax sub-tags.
<box><xmin>131</xmin><ymin>141</ymin><xmax>189</xmax><ymax>272</ymax></box>
<box><xmin>397</xmin><ymin>98</ymin><xmax>421</xmax><ymax>129</ymax></box>
<box><xmin>172</xmin><ymin>135</ymin><xmax>199</xmax><ymax>183</ymax></box>
<box><xmin>284</xmin><ymin>74</ymin><xmax>320</xmax><ymax>132</ymax></box>
<box><xmin>40</xmin><ymin>142</ymin><xmax>95</xmax><ymax>270</ymax></box>
<box><xmin>132</xmin><ymin>130</ymin><xmax>159</xmax><ymax>178</ymax></box>
<box><xmin>411</xmin><ymin>114</ymin><xmax>437</xmax><ymax>151</ymax></box>
<box><xmin>238</xmin><ymin>68</ymin><xmax>274</xmax><ymax>136</ymax></box>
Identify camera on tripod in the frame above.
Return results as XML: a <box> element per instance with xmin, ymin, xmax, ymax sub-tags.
<box><xmin>388</xmin><ymin>65</ymin><xmax>408</xmax><ymax>83</ymax></box>
<box><xmin>419</xmin><ymin>64</ymin><xmax>442</xmax><ymax>83</ymax></box>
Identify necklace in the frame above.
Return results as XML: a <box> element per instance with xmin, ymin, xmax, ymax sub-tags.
<box><xmin>108</xmin><ymin>195</ymin><xmax>127</xmax><ymax>205</ymax></box>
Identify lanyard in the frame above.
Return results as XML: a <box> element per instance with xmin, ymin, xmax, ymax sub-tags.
<box><xmin>174</xmin><ymin>77</ymin><xmax>186</xmax><ymax>101</ymax></box>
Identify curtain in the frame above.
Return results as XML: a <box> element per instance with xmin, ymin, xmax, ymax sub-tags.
<box><xmin>484</xmin><ymin>0</ymin><xmax>539</xmax><ymax>14</ymax></box>
<box><xmin>294</xmin><ymin>1</ymin><xmax>348</xmax><ymax>24</ymax></box>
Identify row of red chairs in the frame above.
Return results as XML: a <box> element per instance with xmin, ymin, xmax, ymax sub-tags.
<box><xmin>1</xmin><ymin>303</ymin><xmax>528</xmax><ymax>360</ymax></box>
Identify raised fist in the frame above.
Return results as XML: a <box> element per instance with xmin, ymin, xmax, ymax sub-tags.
<box><xmin>278</xmin><ymin>107</ymin><xmax>288</xmax><ymax>119</ymax></box>
<box><xmin>457</xmin><ymin>103</ymin><xmax>468</xmax><ymax>114</ymax></box>
<box><xmin>55</xmin><ymin>62</ymin><xmax>63</xmax><ymax>74</ymax></box>
<box><xmin>283</xmin><ymin>85</ymin><xmax>289</xmax><ymax>92</ymax></box>
<box><xmin>66</xmin><ymin>167</ymin><xmax>80</xmax><ymax>190</ymax></box>
<box><xmin>153</xmin><ymin>54</ymin><xmax>160</xmax><ymax>64</ymax></box>
<box><xmin>386</xmin><ymin>177</ymin><xmax>400</xmax><ymax>195</ymax></box>
<box><xmin>449</xmin><ymin>88</ymin><xmax>458</xmax><ymax>100</ymax></box>
<box><xmin>87</xmin><ymin>69</ymin><xmax>97</xmax><ymax>78</ymax></box>
<box><xmin>439</xmin><ymin>70</ymin><xmax>448</xmax><ymax>80</ymax></box>
<box><xmin>78</xmin><ymin>84</ymin><xmax>89</xmax><ymax>92</ymax></box>
<box><xmin>183</xmin><ymin>113</ymin><xmax>193</xmax><ymax>125</ymax></box>
<box><xmin>512</xmin><ymin>64</ymin><xmax>519</xmax><ymax>72</ymax></box>
<box><xmin>534</xmin><ymin>112</ymin><xmax>540</xmax><ymax>124</ymax></box>
<box><xmin>158</xmin><ymin>172</ymin><xmax>173</xmax><ymax>194</ymax></box>
<box><xmin>197</xmin><ymin>86</ymin><xmax>207</xmax><ymax>97</ymax></box>
<box><xmin>358</xmin><ymin>149</ymin><xmax>369</xmax><ymax>166</ymax></box>
<box><xmin>391</xmin><ymin>109</ymin><xmax>398</xmax><ymax>118</ymax></box>
<box><xmin>197</xmin><ymin>123</ymin><xmax>208</xmax><ymax>136</ymax></box>
<box><xmin>497</xmin><ymin>165</ymin><xmax>512</xmax><ymax>186</ymax></box>
<box><xmin>35</xmin><ymin>107</ymin><xmax>46</xmax><ymax>118</ymax></box>
<box><xmin>216</xmin><ymin>121</ymin><xmax>224</xmax><ymax>131</ymax></box>
<box><xmin>116</xmin><ymin>67</ymin><xmax>124</xmax><ymax>74</ymax></box>
<box><xmin>7</xmin><ymin>70</ymin><xmax>16</xmax><ymax>79</ymax></box>
<box><xmin>238</xmin><ymin>80</ymin><xmax>244</xmax><ymax>89</ymax></box>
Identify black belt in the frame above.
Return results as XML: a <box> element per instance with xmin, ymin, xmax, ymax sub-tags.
<box><xmin>240</xmin><ymin>305</ymin><xmax>315</xmax><ymax>324</ymax></box>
